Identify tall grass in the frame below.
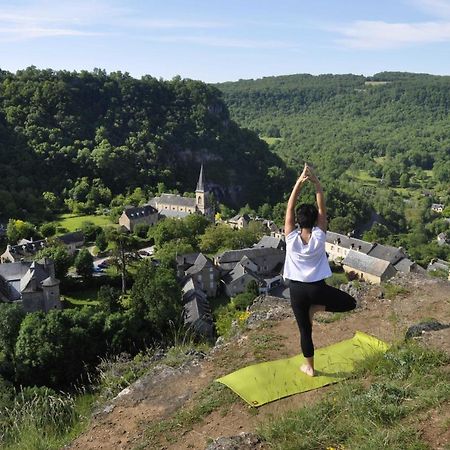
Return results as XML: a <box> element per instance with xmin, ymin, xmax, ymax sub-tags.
<box><xmin>0</xmin><ymin>386</ymin><xmax>94</xmax><ymax>450</ymax></box>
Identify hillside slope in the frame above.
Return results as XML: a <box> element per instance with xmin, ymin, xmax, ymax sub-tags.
<box><xmin>67</xmin><ymin>273</ymin><xmax>450</xmax><ymax>450</ymax></box>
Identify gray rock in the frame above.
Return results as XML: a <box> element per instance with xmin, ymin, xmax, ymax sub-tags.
<box><xmin>205</xmin><ymin>432</ymin><xmax>264</xmax><ymax>450</ymax></box>
<box><xmin>405</xmin><ymin>320</ymin><xmax>450</xmax><ymax>339</ymax></box>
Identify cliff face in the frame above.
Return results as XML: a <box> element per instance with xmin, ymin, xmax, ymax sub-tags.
<box><xmin>67</xmin><ymin>273</ymin><xmax>450</xmax><ymax>450</ymax></box>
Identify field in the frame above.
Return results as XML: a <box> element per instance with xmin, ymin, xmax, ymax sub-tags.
<box><xmin>55</xmin><ymin>213</ymin><xmax>114</xmax><ymax>232</ymax></box>
<box><xmin>259</xmin><ymin>136</ymin><xmax>283</xmax><ymax>145</ymax></box>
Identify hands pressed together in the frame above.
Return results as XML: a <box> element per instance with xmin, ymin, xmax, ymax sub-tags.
<box><xmin>298</xmin><ymin>163</ymin><xmax>320</xmax><ymax>187</ymax></box>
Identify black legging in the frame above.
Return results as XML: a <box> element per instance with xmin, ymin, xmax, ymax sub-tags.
<box><xmin>289</xmin><ymin>279</ymin><xmax>357</xmax><ymax>358</ymax></box>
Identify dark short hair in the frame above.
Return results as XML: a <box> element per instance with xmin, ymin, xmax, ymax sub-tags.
<box><xmin>295</xmin><ymin>203</ymin><xmax>318</xmax><ymax>229</ymax></box>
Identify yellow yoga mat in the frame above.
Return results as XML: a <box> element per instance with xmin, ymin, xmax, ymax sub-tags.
<box><xmin>216</xmin><ymin>331</ymin><xmax>389</xmax><ymax>407</ymax></box>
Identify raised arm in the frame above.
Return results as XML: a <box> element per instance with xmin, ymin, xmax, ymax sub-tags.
<box><xmin>285</xmin><ymin>163</ymin><xmax>309</xmax><ymax>236</ymax></box>
<box><xmin>307</xmin><ymin>165</ymin><xmax>327</xmax><ymax>232</ymax></box>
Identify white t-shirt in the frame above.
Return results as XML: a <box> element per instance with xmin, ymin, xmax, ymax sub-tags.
<box><xmin>283</xmin><ymin>227</ymin><xmax>332</xmax><ymax>282</ymax></box>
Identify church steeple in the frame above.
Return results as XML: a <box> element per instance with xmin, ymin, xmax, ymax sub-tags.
<box><xmin>196</xmin><ymin>164</ymin><xmax>205</xmax><ymax>192</ymax></box>
<box><xmin>195</xmin><ymin>164</ymin><xmax>208</xmax><ymax>216</ymax></box>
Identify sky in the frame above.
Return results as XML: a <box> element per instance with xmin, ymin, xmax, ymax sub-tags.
<box><xmin>0</xmin><ymin>0</ymin><xmax>450</xmax><ymax>82</ymax></box>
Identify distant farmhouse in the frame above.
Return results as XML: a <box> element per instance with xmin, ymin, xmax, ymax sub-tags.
<box><xmin>0</xmin><ymin>257</ymin><xmax>61</xmax><ymax>312</ymax></box>
<box><xmin>149</xmin><ymin>165</ymin><xmax>214</xmax><ymax>221</ymax></box>
<box><xmin>326</xmin><ymin>231</ymin><xmax>423</xmax><ymax>283</ymax></box>
<box><xmin>431</xmin><ymin>203</ymin><xmax>445</xmax><ymax>213</ymax></box>
<box><xmin>1</xmin><ymin>238</ymin><xmax>48</xmax><ymax>263</ymax></box>
<box><xmin>427</xmin><ymin>258</ymin><xmax>450</xmax><ymax>275</ymax></box>
<box><xmin>119</xmin><ymin>204</ymin><xmax>158</xmax><ymax>232</ymax></box>
<box><xmin>342</xmin><ymin>250</ymin><xmax>397</xmax><ymax>284</ymax></box>
<box><xmin>226</xmin><ymin>214</ymin><xmax>250</xmax><ymax>230</ymax></box>
<box><xmin>56</xmin><ymin>230</ymin><xmax>85</xmax><ymax>255</ymax></box>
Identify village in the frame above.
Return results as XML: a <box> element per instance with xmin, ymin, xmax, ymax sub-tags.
<box><xmin>1</xmin><ymin>165</ymin><xmax>449</xmax><ymax>342</ymax></box>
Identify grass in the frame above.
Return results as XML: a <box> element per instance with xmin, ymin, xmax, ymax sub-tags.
<box><xmin>382</xmin><ymin>282</ymin><xmax>410</xmax><ymax>299</ymax></box>
<box><xmin>250</xmin><ymin>333</ymin><xmax>286</xmax><ymax>360</ymax></box>
<box><xmin>62</xmin><ymin>286</ymin><xmax>101</xmax><ymax>306</ymax></box>
<box><xmin>55</xmin><ymin>213</ymin><xmax>113</xmax><ymax>232</ymax></box>
<box><xmin>259</xmin><ymin>340</ymin><xmax>450</xmax><ymax>450</ymax></box>
<box><xmin>259</xmin><ymin>136</ymin><xmax>283</xmax><ymax>145</ymax></box>
<box><xmin>0</xmin><ymin>389</ymin><xmax>97</xmax><ymax>450</ymax></box>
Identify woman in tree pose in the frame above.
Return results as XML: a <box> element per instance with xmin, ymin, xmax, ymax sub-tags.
<box><xmin>283</xmin><ymin>163</ymin><xmax>356</xmax><ymax>376</ymax></box>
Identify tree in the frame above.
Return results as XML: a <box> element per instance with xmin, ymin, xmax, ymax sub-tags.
<box><xmin>0</xmin><ymin>303</ymin><xmax>25</xmax><ymax>374</ymax></box>
<box><xmin>105</xmin><ymin>226</ymin><xmax>140</xmax><ymax>293</ymax></box>
<box><xmin>130</xmin><ymin>261</ymin><xmax>182</xmax><ymax>340</ymax></box>
<box><xmin>35</xmin><ymin>242</ymin><xmax>73</xmax><ymax>280</ymax></box>
<box><xmin>97</xmin><ymin>285</ymin><xmax>122</xmax><ymax>313</ymax></box>
<box><xmin>39</xmin><ymin>222</ymin><xmax>56</xmax><ymax>237</ymax></box>
<box><xmin>74</xmin><ymin>248</ymin><xmax>93</xmax><ymax>279</ymax></box>
<box><xmin>6</xmin><ymin>219</ymin><xmax>39</xmax><ymax>244</ymax></box>
<box><xmin>95</xmin><ymin>230</ymin><xmax>108</xmax><ymax>252</ymax></box>
<box><xmin>81</xmin><ymin>221</ymin><xmax>101</xmax><ymax>242</ymax></box>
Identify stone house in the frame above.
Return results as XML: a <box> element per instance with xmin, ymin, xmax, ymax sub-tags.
<box><xmin>427</xmin><ymin>258</ymin><xmax>450</xmax><ymax>275</ymax></box>
<box><xmin>325</xmin><ymin>231</ymin><xmax>373</xmax><ymax>262</ymax></box>
<box><xmin>184</xmin><ymin>253</ymin><xmax>219</xmax><ymax>298</ymax></box>
<box><xmin>226</xmin><ymin>214</ymin><xmax>250</xmax><ymax>230</ymax></box>
<box><xmin>1</xmin><ymin>238</ymin><xmax>48</xmax><ymax>263</ymax></box>
<box><xmin>431</xmin><ymin>203</ymin><xmax>445</xmax><ymax>213</ymax></box>
<box><xmin>222</xmin><ymin>259</ymin><xmax>266</xmax><ymax>297</ymax></box>
<box><xmin>0</xmin><ymin>257</ymin><xmax>61</xmax><ymax>312</ymax></box>
<box><xmin>56</xmin><ymin>230</ymin><xmax>85</xmax><ymax>255</ymax></box>
<box><xmin>119</xmin><ymin>204</ymin><xmax>159</xmax><ymax>232</ymax></box>
<box><xmin>215</xmin><ymin>247</ymin><xmax>285</xmax><ymax>275</ymax></box>
<box><xmin>181</xmin><ymin>277</ymin><xmax>215</xmax><ymax>340</ymax></box>
<box><xmin>149</xmin><ymin>165</ymin><xmax>214</xmax><ymax>221</ymax></box>
<box><xmin>342</xmin><ymin>250</ymin><xmax>397</xmax><ymax>284</ymax></box>
<box><xmin>253</xmin><ymin>235</ymin><xmax>286</xmax><ymax>252</ymax></box>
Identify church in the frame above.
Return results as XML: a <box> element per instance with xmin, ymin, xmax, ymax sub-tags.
<box><xmin>149</xmin><ymin>165</ymin><xmax>214</xmax><ymax>221</ymax></box>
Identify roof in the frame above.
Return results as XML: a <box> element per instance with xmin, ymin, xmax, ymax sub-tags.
<box><xmin>0</xmin><ymin>261</ymin><xmax>32</xmax><ymax>281</ymax></box>
<box><xmin>57</xmin><ymin>230</ymin><xmax>84</xmax><ymax>245</ymax></box>
<box><xmin>253</xmin><ymin>235</ymin><xmax>284</xmax><ymax>249</ymax></box>
<box><xmin>4</xmin><ymin>239</ymin><xmax>48</xmax><ymax>259</ymax></box>
<box><xmin>427</xmin><ymin>259</ymin><xmax>449</xmax><ymax>272</ymax></box>
<box><xmin>217</xmin><ymin>247</ymin><xmax>284</xmax><ymax>264</ymax></box>
<box><xmin>158</xmin><ymin>209</ymin><xmax>193</xmax><ymax>219</ymax></box>
<box><xmin>394</xmin><ymin>258</ymin><xmax>415</xmax><ymax>273</ymax></box>
<box><xmin>326</xmin><ymin>231</ymin><xmax>373</xmax><ymax>254</ymax></box>
<box><xmin>343</xmin><ymin>250</ymin><xmax>394</xmax><ymax>277</ymax></box>
<box><xmin>228</xmin><ymin>214</ymin><xmax>250</xmax><ymax>223</ymax></box>
<box><xmin>222</xmin><ymin>262</ymin><xmax>264</xmax><ymax>285</ymax></box>
<box><xmin>185</xmin><ymin>253</ymin><xmax>215</xmax><ymax>275</ymax></box>
<box><xmin>196</xmin><ymin>164</ymin><xmax>205</xmax><ymax>192</ymax></box>
<box><xmin>151</xmin><ymin>193</ymin><xmax>196</xmax><ymax>208</ymax></box>
<box><xmin>123</xmin><ymin>204</ymin><xmax>158</xmax><ymax>219</ymax></box>
<box><xmin>176</xmin><ymin>252</ymin><xmax>201</xmax><ymax>267</ymax></box>
<box><xmin>367</xmin><ymin>243</ymin><xmax>406</xmax><ymax>265</ymax></box>
<box><xmin>41</xmin><ymin>275</ymin><xmax>60</xmax><ymax>287</ymax></box>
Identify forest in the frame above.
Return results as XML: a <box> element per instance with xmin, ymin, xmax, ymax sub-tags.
<box><xmin>216</xmin><ymin>72</ymin><xmax>450</xmax><ymax>265</ymax></box>
<box><xmin>0</xmin><ymin>66</ymin><xmax>291</xmax><ymax>223</ymax></box>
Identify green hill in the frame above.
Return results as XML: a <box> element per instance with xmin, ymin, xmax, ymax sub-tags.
<box><xmin>0</xmin><ymin>67</ymin><xmax>290</xmax><ymax>222</ymax></box>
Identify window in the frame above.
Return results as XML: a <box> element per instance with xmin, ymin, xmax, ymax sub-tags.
<box><xmin>197</xmin><ymin>275</ymin><xmax>202</xmax><ymax>281</ymax></box>
<box><xmin>210</xmin><ymin>282</ymin><xmax>215</xmax><ymax>288</ymax></box>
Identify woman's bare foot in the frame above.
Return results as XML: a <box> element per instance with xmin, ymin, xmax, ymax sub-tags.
<box><xmin>300</xmin><ymin>363</ymin><xmax>315</xmax><ymax>377</ymax></box>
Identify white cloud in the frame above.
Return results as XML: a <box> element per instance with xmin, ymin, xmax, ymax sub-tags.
<box><xmin>333</xmin><ymin>20</ymin><xmax>450</xmax><ymax>49</ymax></box>
<box><xmin>0</xmin><ymin>1</ymin><xmax>227</xmax><ymax>41</ymax></box>
<box><xmin>410</xmin><ymin>0</ymin><xmax>450</xmax><ymax>18</ymax></box>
